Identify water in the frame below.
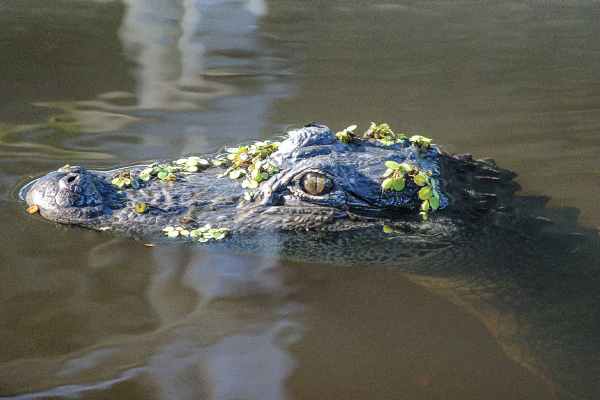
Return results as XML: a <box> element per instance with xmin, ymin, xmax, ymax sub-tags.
<box><xmin>1</xmin><ymin>0</ymin><xmax>599</xmax><ymax>399</ymax></box>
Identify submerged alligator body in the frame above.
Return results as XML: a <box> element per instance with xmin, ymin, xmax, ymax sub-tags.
<box><xmin>22</xmin><ymin>123</ymin><xmax>600</xmax><ymax>399</ymax></box>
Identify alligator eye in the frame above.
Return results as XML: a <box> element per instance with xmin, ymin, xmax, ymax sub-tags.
<box><xmin>300</xmin><ymin>172</ymin><xmax>333</xmax><ymax>196</ymax></box>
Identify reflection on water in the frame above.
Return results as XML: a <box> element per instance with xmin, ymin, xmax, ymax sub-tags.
<box><xmin>0</xmin><ymin>240</ymin><xmax>303</xmax><ymax>399</ymax></box>
<box><xmin>118</xmin><ymin>0</ymin><xmax>266</xmax><ymax>109</ymax></box>
<box><xmin>0</xmin><ymin>230</ymin><xmax>559</xmax><ymax>400</ymax></box>
<box><xmin>0</xmin><ymin>0</ymin><xmax>294</xmax><ymax>165</ymax></box>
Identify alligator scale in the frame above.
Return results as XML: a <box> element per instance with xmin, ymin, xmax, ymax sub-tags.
<box><xmin>21</xmin><ymin>123</ymin><xmax>600</xmax><ymax>399</ymax></box>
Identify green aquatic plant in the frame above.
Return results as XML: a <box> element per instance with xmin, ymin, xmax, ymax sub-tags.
<box><xmin>219</xmin><ymin>140</ymin><xmax>281</xmax><ymax>189</ymax></box>
<box><xmin>409</xmin><ymin>135</ymin><xmax>432</xmax><ymax>148</ymax></box>
<box><xmin>111</xmin><ymin>170</ymin><xmax>140</xmax><ymax>188</ymax></box>
<box><xmin>380</xmin><ymin>160</ymin><xmax>440</xmax><ymax>220</ymax></box>
<box><xmin>134</xmin><ymin>157</ymin><xmax>211</xmax><ymax>184</ymax></box>
<box><xmin>336</xmin><ymin>125</ymin><xmax>357</xmax><ymax>143</ymax></box>
<box><xmin>363</xmin><ymin>122</ymin><xmax>395</xmax><ymax>139</ymax></box>
<box><xmin>134</xmin><ymin>202</ymin><xmax>147</xmax><ymax>213</ymax></box>
<box><xmin>162</xmin><ymin>224</ymin><xmax>230</xmax><ymax>242</ymax></box>
<box><xmin>138</xmin><ymin>164</ymin><xmax>178</xmax><ymax>182</ymax></box>
<box><xmin>174</xmin><ymin>156</ymin><xmax>211</xmax><ymax>172</ymax></box>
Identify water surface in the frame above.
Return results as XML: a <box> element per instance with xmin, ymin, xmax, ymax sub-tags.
<box><xmin>1</xmin><ymin>0</ymin><xmax>599</xmax><ymax>399</ymax></box>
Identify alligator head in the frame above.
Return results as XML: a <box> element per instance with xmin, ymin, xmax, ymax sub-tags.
<box><xmin>24</xmin><ymin>124</ymin><xmax>515</xmax><ymax>241</ymax></box>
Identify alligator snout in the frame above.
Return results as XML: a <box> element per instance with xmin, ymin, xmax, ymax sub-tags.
<box><xmin>25</xmin><ymin>166</ymin><xmax>113</xmax><ymax>223</ymax></box>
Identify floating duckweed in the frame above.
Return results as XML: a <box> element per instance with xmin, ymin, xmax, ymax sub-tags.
<box><xmin>336</xmin><ymin>125</ymin><xmax>357</xmax><ymax>143</ymax></box>
<box><xmin>139</xmin><ymin>158</ymin><xmax>211</xmax><ymax>184</ymax></box>
<box><xmin>218</xmin><ymin>139</ymin><xmax>281</xmax><ymax>188</ymax></box>
<box><xmin>162</xmin><ymin>223</ymin><xmax>230</xmax><ymax>242</ymax></box>
<box><xmin>364</xmin><ymin>122</ymin><xmax>395</xmax><ymax>139</ymax></box>
<box><xmin>27</xmin><ymin>205</ymin><xmax>39</xmax><ymax>214</ymax></box>
<box><xmin>229</xmin><ymin>169</ymin><xmax>244</xmax><ymax>179</ymax></box>
<box><xmin>135</xmin><ymin>202</ymin><xmax>147</xmax><ymax>213</ymax></box>
<box><xmin>157</xmin><ymin>171</ymin><xmax>168</xmax><ymax>180</ymax></box>
<box><xmin>385</xmin><ymin>160</ymin><xmax>400</xmax><ymax>170</ymax></box>
<box><xmin>421</xmin><ymin>200</ymin><xmax>430</xmax><ymax>211</ymax></box>
<box><xmin>392</xmin><ymin>177</ymin><xmax>405</xmax><ymax>191</ymax></box>
<box><xmin>174</xmin><ymin>156</ymin><xmax>210</xmax><ymax>172</ymax></box>
<box><xmin>99</xmin><ymin>227</ymin><xmax>111</xmax><ymax>231</ymax></box>
<box><xmin>380</xmin><ymin>161</ymin><xmax>415</xmax><ymax>192</ymax></box>
<box><xmin>413</xmin><ymin>172</ymin><xmax>428</xmax><ymax>186</ymax></box>
<box><xmin>409</xmin><ymin>135</ymin><xmax>432</xmax><ymax>148</ymax></box>
<box><xmin>380</xmin><ymin>158</ymin><xmax>441</xmax><ymax>220</ymax></box>
<box><xmin>189</xmin><ymin>224</ymin><xmax>230</xmax><ymax>242</ymax></box>
<box><xmin>111</xmin><ymin>170</ymin><xmax>140</xmax><ymax>188</ymax></box>
<box><xmin>383</xmin><ymin>224</ymin><xmax>407</xmax><ymax>234</ymax></box>
<box><xmin>419</xmin><ymin>186</ymin><xmax>433</xmax><ymax>200</ymax></box>
<box><xmin>358</xmin><ymin>123</ymin><xmax>433</xmax><ymax>148</ymax></box>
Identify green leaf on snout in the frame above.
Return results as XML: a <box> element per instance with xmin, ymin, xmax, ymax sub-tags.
<box><xmin>157</xmin><ymin>171</ymin><xmax>168</xmax><ymax>180</ymax></box>
<box><xmin>382</xmin><ymin>178</ymin><xmax>393</xmax><ymax>190</ymax></box>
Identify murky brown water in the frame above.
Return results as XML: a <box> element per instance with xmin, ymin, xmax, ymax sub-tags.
<box><xmin>1</xmin><ymin>0</ymin><xmax>599</xmax><ymax>399</ymax></box>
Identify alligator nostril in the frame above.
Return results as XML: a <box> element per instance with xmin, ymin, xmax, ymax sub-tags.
<box><xmin>67</xmin><ymin>176</ymin><xmax>77</xmax><ymax>183</ymax></box>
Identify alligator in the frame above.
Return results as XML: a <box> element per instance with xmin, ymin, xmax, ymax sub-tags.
<box><xmin>21</xmin><ymin>123</ymin><xmax>600</xmax><ymax>399</ymax></box>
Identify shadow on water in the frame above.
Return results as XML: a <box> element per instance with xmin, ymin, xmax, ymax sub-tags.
<box><xmin>0</xmin><ymin>0</ymin><xmax>599</xmax><ymax>399</ymax></box>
